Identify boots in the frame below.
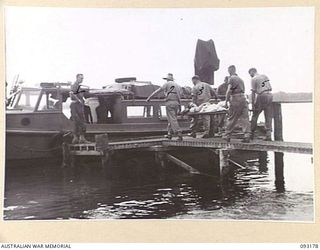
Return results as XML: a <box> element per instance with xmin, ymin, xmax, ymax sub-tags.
<box><xmin>223</xmin><ymin>136</ymin><xmax>231</xmax><ymax>142</ymax></box>
<box><xmin>222</xmin><ymin>133</ymin><xmax>231</xmax><ymax>142</ymax></box>
<box><xmin>250</xmin><ymin>132</ymin><xmax>255</xmax><ymax>140</ymax></box>
<box><xmin>265</xmin><ymin>135</ymin><xmax>272</xmax><ymax>141</ymax></box>
<box><xmin>188</xmin><ymin>132</ymin><xmax>196</xmax><ymax>138</ymax></box>
<box><xmin>241</xmin><ymin>136</ymin><xmax>250</xmax><ymax>143</ymax></box>
<box><xmin>201</xmin><ymin>133</ymin><xmax>210</xmax><ymax>139</ymax></box>
<box><xmin>78</xmin><ymin>135</ymin><xmax>91</xmax><ymax>144</ymax></box>
<box><xmin>177</xmin><ymin>132</ymin><xmax>183</xmax><ymax>141</ymax></box>
<box><xmin>164</xmin><ymin>134</ymin><xmax>172</xmax><ymax>140</ymax></box>
<box><xmin>264</xmin><ymin>131</ymin><xmax>272</xmax><ymax>141</ymax></box>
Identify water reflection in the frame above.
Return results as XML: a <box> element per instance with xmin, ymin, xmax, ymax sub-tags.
<box><xmin>4</xmin><ymin>150</ymin><xmax>313</xmax><ymax>221</ymax></box>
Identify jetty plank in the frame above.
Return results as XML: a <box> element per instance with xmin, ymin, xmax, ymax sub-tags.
<box><xmin>272</xmin><ymin>92</ymin><xmax>312</xmax><ymax>103</ymax></box>
<box><xmin>68</xmin><ymin>137</ymin><xmax>312</xmax><ymax>155</ymax></box>
<box><xmin>163</xmin><ymin>138</ymin><xmax>312</xmax><ymax>155</ymax></box>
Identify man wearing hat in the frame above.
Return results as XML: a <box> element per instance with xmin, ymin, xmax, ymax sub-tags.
<box><xmin>146</xmin><ymin>73</ymin><xmax>183</xmax><ymax>141</ymax></box>
<box><xmin>190</xmin><ymin>75</ymin><xmax>218</xmax><ymax>138</ymax></box>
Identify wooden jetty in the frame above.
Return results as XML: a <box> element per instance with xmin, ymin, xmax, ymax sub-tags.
<box><xmin>63</xmin><ymin>136</ymin><xmax>312</xmax><ymax>184</ymax></box>
<box><xmin>163</xmin><ymin>138</ymin><xmax>312</xmax><ymax>155</ymax></box>
<box><xmin>67</xmin><ymin>137</ymin><xmax>312</xmax><ymax>156</ymax></box>
<box><xmin>63</xmin><ymin>93</ymin><xmax>313</xmax><ymax>187</ymax></box>
<box><xmin>68</xmin><ymin>138</ymin><xmax>166</xmax><ymax>155</ymax></box>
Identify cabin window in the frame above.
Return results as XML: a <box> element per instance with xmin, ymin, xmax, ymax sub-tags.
<box><xmin>159</xmin><ymin>105</ymin><xmax>186</xmax><ymax>118</ymax></box>
<box><xmin>126</xmin><ymin>106</ymin><xmax>153</xmax><ymax>118</ymax></box>
<box><xmin>160</xmin><ymin>106</ymin><xmax>167</xmax><ymax>117</ymax></box>
<box><xmin>181</xmin><ymin>105</ymin><xmax>186</xmax><ymax>113</ymax></box>
<box><xmin>9</xmin><ymin>90</ymin><xmax>40</xmax><ymax>111</ymax></box>
<box><xmin>36</xmin><ymin>90</ymin><xmax>60</xmax><ymax>112</ymax></box>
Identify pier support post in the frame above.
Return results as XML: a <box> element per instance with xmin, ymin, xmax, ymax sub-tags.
<box><xmin>273</xmin><ymin>103</ymin><xmax>283</xmax><ymax>141</ymax></box>
<box><xmin>62</xmin><ymin>142</ymin><xmax>75</xmax><ymax>168</ymax></box>
<box><xmin>95</xmin><ymin>134</ymin><xmax>110</xmax><ymax>171</ymax></box>
<box><xmin>101</xmin><ymin>150</ymin><xmax>110</xmax><ymax>169</ymax></box>
<box><xmin>274</xmin><ymin>152</ymin><xmax>285</xmax><ymax>191</ymax></box>
<box><xmin>273</xmin><ymin>103</ymin><xmax>285</xmax><ymax>190</ymax></box>
<box><xmin>61</xmin><ymin>142</ymin><xmax>70</xmax><ymax>168</ymax></box>
<box><xmin>155</xmin><ymin>152</ymin><xmax>166</xmax><ymax>169</ymax></box>
<box><xmin>258</xmin><ymin>151</ymin><xmax>268</xmax><ymax>172</ymax></box>
<box><xmin>219</xmin><ymin>149</ymin><xmax>230</xmax><ymax>180</ymax></box>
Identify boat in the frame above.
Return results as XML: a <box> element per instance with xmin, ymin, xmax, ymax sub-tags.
<box><xmin>6</xmin><ymin>78</ymin><xmax>194</xmax><ymax>160</ymax></box>
<box><xmin>6</xmin><ymin>39</ymin><xmax>225</xmax><ymax>161</ymax></box>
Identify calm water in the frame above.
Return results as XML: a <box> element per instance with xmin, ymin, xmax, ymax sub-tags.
<box><xmin>4</xmin><ymin>104</ymin><xmax>314</xmax><ymax>221</ymax></box>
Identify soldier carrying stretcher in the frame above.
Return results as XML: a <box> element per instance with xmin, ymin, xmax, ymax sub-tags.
<box><xmin>190</xmin><ymin>75</ymin><xmax>218</xmax><ymax>138</ymax></box>
<box><xmin>146</xmin><ymin>73</ymin><xmax>183</xmax><ymax>141</ymax></box>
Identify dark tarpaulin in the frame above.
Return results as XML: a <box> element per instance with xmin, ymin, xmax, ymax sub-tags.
<box><xmin>194</xmin><ymin>39</ymin><xmax>220</xmax><ymax>85</ymax></box>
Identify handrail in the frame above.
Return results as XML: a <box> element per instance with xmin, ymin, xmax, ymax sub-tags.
<box><xmin>271</xmin><ymin>92</ymin><xmax>312</xmax><ymax>103</ymax></box>
<box><xmin>137</xmin><ymin>92</ymin><xmax>312</xmax><ymax>104</ymax></box>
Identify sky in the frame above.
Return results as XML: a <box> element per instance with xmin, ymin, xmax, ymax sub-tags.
<box><xmin>5</xmin><ymin>7</ymin><xmax>314</xmax><ymax>93</ymax></box>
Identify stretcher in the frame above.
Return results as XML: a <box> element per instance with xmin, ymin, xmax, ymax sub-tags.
<box><xmin>186</xmin><ymin>110</ymin><xmax>228</xmax><ymax>137</ymax></box>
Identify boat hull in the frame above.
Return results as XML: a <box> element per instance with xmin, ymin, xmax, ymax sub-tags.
<box><xmin>6</xmin><ymin>112</ymin><xmax>191</xmax><ymax>161</ymax></box>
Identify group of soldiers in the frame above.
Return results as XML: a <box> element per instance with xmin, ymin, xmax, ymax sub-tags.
<box><xmin>69</xmin><ymin>64</ymin><xmax>273</xmax><ymax>144</ymax></box>
<box><xmin>146</xmin><ymin>65</ymin><xmax>273</xmax><ymax>143</ymax></box>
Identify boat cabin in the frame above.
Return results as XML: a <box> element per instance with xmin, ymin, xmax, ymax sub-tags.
<box><xmin>6</xmin><ymin>82</ymin><xmax>192</xmax><ymax>128</ymax></box>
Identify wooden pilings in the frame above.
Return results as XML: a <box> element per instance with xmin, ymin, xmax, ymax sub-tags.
<box><xmin>273</xmin><ymin>103</ymin><xmax>283</xmax><ymax>141</ymax></box>
<box><xmin>218</xmin><ymin>149</ymin><xmax>230</xmax><ymax>179</ymax></box>
<box><xmin>155</xmin><ymin>152</ymin><xmax>166</xmax><ymax>169</ymax></box>
<box><xmin>62</xmin><ymin>133</ymin><xmax>111</xmax><ymax>170</ymax></box>
<box><xmin>273</xmin><ymin>103</ymin><xmax>285</xmax><ymax>190</ymax></box>
<box><xmin>274</xmin><ymin>152</ymin><xmax>285</xmax><ymax>191</ymax></box>
<box><xmin>61</xmin><ymin>142</ymin><xmax>71</xmax><ymax>168</ymax></box>
<box><xmin>95</xmin><ymin>134</ymin><xmax>110</xmax><ymax>170</ymax></box>
<box><xmin>258</xmin><ymin>151</ymin><xmax>268</xmax><ymax>172</ymax></box>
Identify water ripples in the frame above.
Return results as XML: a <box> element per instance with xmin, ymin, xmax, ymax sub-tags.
<box><xmin>4</xmin><ymin>151</ymin><xmax>314</xmax><ymax>221</ymax></box>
